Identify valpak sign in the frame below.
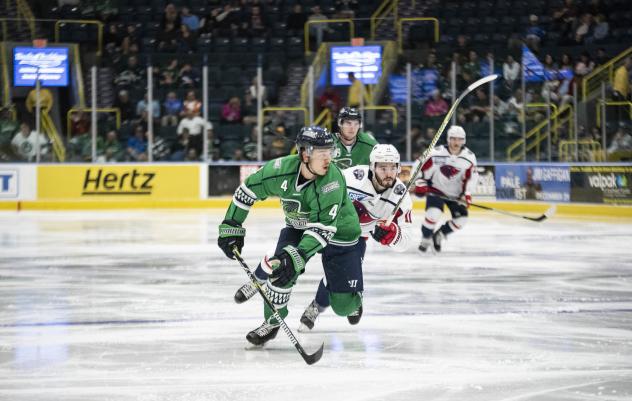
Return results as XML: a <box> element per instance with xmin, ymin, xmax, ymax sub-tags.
<box><xmin>38</xmin><ymin>165</ymin><xmax>200</xmax><ymax>200</ymax></box>
<box><xmin>571</xmin><ymin>166</ymin><xmax>632</xmax><ymax>204</ymax></box>
<box><xmin>13</xmin><ymin>47</ymin><xmax>69</xmax><ymax>87</ymax></box>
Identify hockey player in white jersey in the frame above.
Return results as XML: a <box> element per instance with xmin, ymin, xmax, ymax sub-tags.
<box><xmin>299</xmin><ymin>144</ymin><xmax>414</xmax><ymax>331</ymax></box>
<box><xmin>413</xmin><ymin>125</ymin><xmax>478</xmax><ymax>252</ymax></box>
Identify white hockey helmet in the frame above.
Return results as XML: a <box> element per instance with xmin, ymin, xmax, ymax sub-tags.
<box><xmin>447</xmin><ymin>125</ymin><xmax>466</xmax><ymax>144</ymax></box>
<box><xmin>370</xmin><ymin>144</ymin><xmax>401</xmax><ymax>173</ymax></box>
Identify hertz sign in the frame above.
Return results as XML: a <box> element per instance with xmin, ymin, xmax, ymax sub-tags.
<box><xmin>38</xmin><ymin>165</ymin><xmax>199</xmax><ymax>200</ymax></box>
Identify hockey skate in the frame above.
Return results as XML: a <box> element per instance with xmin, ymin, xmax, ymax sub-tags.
<box><xmin>432</xmin><ymin>230</ymin><xmax>445</xmax><ymax>252</ymax></box>
<box><xmin>347</xmin><ymin>305</ymin><xmax>363</xmax><ymax>325</ymax></box>
<box><xmin>418</xmin><ymin>236</ymin><xmax>433</xmax><ymax>252</ymax></box>
<box><xmin>246</xmin><ymin>321</ymin><xmax>280</xmax><ymax>346</ymax></box>
<box><xmin>299</xmin><ymin>300</ymin><xmax>321</xmax><ymax>332</ymax></box>
<box><xmin>234</xmin><ymin>281</ymin><xmax>258</xmax><ymax>304</ymax></box>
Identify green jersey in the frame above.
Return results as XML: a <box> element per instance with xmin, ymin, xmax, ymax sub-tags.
<box><xmin>332</xmin><ymin>131</ymin><xmax>378</xmax><ymax>170</ymax></box>
<box><xmin>224</xmin><ymin>154</ymin><xmax>361</xmax><ymax>259</ymax></box>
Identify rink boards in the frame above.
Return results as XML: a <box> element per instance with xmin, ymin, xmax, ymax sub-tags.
<box><xmin>1</xmin><ymin>162</ymin><xmax>631</xmax><ymax>218</ymax></box>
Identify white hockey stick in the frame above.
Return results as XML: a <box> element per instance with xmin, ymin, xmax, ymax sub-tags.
<box><xmin>386</xmin><ymin>74</ymin><xmax>499</xmax><ymax>225</ymax></box>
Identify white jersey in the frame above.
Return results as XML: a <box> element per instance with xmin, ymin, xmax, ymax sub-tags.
<box><xmin>343</xmin><ymin>166</ymin><xmax>414</xmax><ymax>252</ymax></box>
<box><xmin>414</xmin><ymin>145</ymin><xmax>478</xmax><ymax>198</ymax></box>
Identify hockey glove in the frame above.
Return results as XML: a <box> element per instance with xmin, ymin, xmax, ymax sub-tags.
<box><xmin>269</xmin><ymin>245</ymin><xmax>307</xmax><ymax>287</ymax></box>
<box><xmin>218</xmin><ymin>219</ymin><xmax>245</xmax><ymax>259</ymax></box>
<box><xmin>371</xmin><ymin>220</ymin><xmax>400</xmax><ymax>246</ymax></box>
<box><xmin>461</xmin><ymin>193</ymin><xmax>472</xmax><ymax>208</ymax></box>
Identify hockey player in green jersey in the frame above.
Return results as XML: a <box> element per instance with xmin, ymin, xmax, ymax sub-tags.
<box><xmin>218</xmin><ymin>126</ymin><xmax>363</xmax><ymax>346</ymax></box>
<box><xmin>332</xmin><ymin>107</ymin><xmax>378</xmax><ymax>169</ymax></box>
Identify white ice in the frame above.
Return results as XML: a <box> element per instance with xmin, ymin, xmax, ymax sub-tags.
<box><xmin>0</xmin><ymin>208</ymin><xmax>631</xmax><ymax>401</ymax></box>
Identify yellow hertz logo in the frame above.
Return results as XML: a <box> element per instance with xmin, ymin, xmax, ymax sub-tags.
<box><xmin>82</xmin><ymin>168</ymin><xmax>155</xmax><ymax>195</ymax></box>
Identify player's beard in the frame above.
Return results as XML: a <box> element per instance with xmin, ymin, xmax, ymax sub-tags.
<box><xmin>376</xmin><ymin>174</ymin><xmax>395</xmax><ymax>189</ymax></box>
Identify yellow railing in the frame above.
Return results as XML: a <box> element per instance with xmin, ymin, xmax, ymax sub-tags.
<box><xmin>582</xmin><ymin>46</ymin><xmax>632</xmax><ymax>100</ymax></box>
<box><xmin>596</xmin><ymin>101</ymin><xmax>632</xmax><ymax>127</ymax></box>
<box><xmin>66</xmin><ymin>107</ymin><xmax>121</xmax><ymax>139</ymax></box>
<box><xmin>559</xmin><ymin>139</ymin><xmax>604</xmax><ymax>162</ymax></box>
<box><xmin>304</xmin><ymin>19</ymin><xmax>354</xmax><ymax>55</ymax></box>
<box><xmin>507</xmin><ymin>104</ymin><xmax>573</xmax><ymax>161</ymax></box>
<box><xmin>41</xmin><ymin>112</ymin><xmax>66</xmax><ymax>161</ymax></box>
<box><xmin>397</xmin><ymin>17</ymin><xmax>439</xmax><ymax>52</ymax></box>
<box><xmin>15</xmin><ymin>0</ymin><xmax>36</xmax><ymax>39</ymax></box>
<box><xmin>72</xmin><ymin>44</ymin><xmax>86</xmax><ymax>108</ymax></box>
<box><xmin>261</xmin><ymin>107</ymin><xmax>308</xmax><ymax>126</ymax></box>
<box><xmin>371</xmin><ymin>0</ymin><xmax>397</xmax><ymax>40</ymax></box>
<box><xmin>314</xmin><ymin>108</ymin><xmax>334</xmax><ymax>131</ymax></box>
<box><xmin>363</xmin><ymin>105</ymin><xmax>398</xmax><ymax>128</ymax></box>
<box><xmin>526</xmin><ymin>102</ymin><xmax>558</xmax><ymax>137</ymax></box>
<box><xmin>300</xmin><ymin>42</ymin><xmax>328</xmax><ymax>108</ymax></box>
<box><xmin>1</xmin><ymin>42</ymin><xmax>9</xmax><ymax>107</ymax></box>
<box><xmin>55</xmin><ymin>19</ymin><xmax>104</xmax><ymax>57</ymax></box>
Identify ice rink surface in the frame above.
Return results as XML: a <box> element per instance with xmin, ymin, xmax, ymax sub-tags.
<box><xmin>1</xmin><ymin>208</ymin><xmax>631</xmax><ymax>401</ymax></box>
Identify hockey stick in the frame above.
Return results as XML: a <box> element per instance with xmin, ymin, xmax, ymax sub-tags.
<box><xmin>434</xmin><ymin>194</ymin><xmax>557</xmax><ymax>222</ymax></box>
<box><xmin>386</xmin><ymin>74</ymin><xmax>499</xmax><ymax>225</ymax></box>
<box><xmin>232</xmin><ymin>248</ymin><xmax>324</xmax><ymax>365</ymax></box>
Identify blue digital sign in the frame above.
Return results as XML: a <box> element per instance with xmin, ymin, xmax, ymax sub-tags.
<box><xmin>13</xmin><ymin>47</ymin><xmax>69</xmax><ymax>87</ymax></box>
<box><xmin>330</xmin><ymin>45</ymin><xmax>382</xmax><ymax>86</ymax></box>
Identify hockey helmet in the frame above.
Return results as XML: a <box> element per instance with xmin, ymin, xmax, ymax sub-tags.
<box><xmin>447</xmin><ymin>125</ymin><xmax>466</xmax><ymax>144</ymax></box>
<box><xmin>369</xmin><ymin>144</ymin><xmax>401</xmax><ymax>173</ymax></box>
<box><xmin>337</xmin><ymin>107</ymin><xmax>362</xmax><ymax>127</ymax></box>
<box><xmin>296</xmin><ymin>125</ymin><xmax>335</xmax><ymax>156</ymax></box>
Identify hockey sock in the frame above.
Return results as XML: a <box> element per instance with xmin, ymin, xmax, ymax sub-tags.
<box><xmin>314</xmin><ymin>278</ymin><xmax>330</xmax><ymax>309</ymax></box>
<box><xmin>263</xmin><ymin>280</ymin><xmax>292</xmax><ymax>324</ymax></box>
<box><xmin>421</xmin><ymin>226</ymin><xmax>434</xmax><ymax>238</ymax></box>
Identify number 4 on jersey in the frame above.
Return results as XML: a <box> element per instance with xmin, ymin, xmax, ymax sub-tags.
<box><xmin>329</xmin><ymin>204</ymin><xmax>338</xmax><ymax>219</ymax></box>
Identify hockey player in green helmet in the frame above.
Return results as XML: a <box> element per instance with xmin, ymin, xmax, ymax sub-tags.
<box><xmin>218</xmin><ymin>126</ymin><xmax>362</xmax><ymax>346</ymax></box>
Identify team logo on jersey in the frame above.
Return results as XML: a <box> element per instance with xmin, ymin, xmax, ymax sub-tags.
<box><xmin>440</xmin><ymin>164</ymin><xmax>461</xmax><ymax>179</ymax></box>
<box><xmin>353</xmin><ymin>169</ymin><xmax>364</xmax><ymax>180</ymax></box>
<box><xmin>393</xmin><ymin>183</ymin><xmax>405</xmax><ymax>195</ymax></box>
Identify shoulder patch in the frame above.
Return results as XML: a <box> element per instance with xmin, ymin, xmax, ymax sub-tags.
<box><xmin>321</xmin><ymin>181</ymin><xmax>340</xmax><ymax>194</ymax></box>
<box><xmin>353</xmin><ymin>168</ymin><xmax>365</xmax><ymax>180</ymax></box>
<box><xmin>394</xmin><ymin>183</ymin><xmax>406</xmax><ymax>195</ymax></box>
<box><xmin>273</xmin><ymin>158</ymin><xmax>282</xmax><ymax>169</ymax></box>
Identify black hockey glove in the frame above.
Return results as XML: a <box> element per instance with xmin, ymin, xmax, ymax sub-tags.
<box><xmin>269</xmin><ymin>245</ymin><xmax>307</xmax><ymax>287</ymax></box>
<box><xmin>218</xmin><ymin>219</ymin><xmax>245</xmax><ymax>259</ymax></box>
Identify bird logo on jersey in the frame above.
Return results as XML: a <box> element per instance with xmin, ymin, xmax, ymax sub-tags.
<box><xmin>440</xmin><ymin>164</ymin><xmax>461</xmax><ymax>179</ymax></box>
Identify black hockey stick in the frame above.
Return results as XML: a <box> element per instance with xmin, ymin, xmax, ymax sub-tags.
<box><xmin>386</xmin><ymin>74</ymin><xmax>499</xmax><ymax>225</ymax></box>
<box><xmin>434</xmin><ymin>194</ymin><xmax>557</xmax><ymax>222</ymax></box>
<box><xmin>232</xmin><ymin>248</ymin><xmax>324</xmax><ymax>365</ymax></box>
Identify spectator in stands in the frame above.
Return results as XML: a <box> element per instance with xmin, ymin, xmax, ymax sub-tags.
<box><xmin>0</xmin><ymin>107</ymin><xmax>18</xmax><ymax>157</ymax></box>
<box><xmin>182</xmin><ymin>90</ymin><xmax>202</xmax><ymax>116</ymax></box>
<box><xmin>318</xmin><ymin>86</ymin><xmax>342</xmax><ymax>115</ymax></box>
<box><xmin>242</xmin><ymin>126</ymin><xmax>259</xmax><ymax>161</ymax></box>
<box><xmin>263</xmin><ymin>125</ymin><xmax>291</xmax><ymax>159</ymax></box>
<box><xmin>161</xmin><ymin>3</ymin><xmax>181</xmax><ymax>31</ymax></box>
<box><xmin>308</xmin><ymin>6</ymin><xmax>331</xmax><ymax>50</ymax></box>
<box><xmin>613</xmin><ymin>57</ymin><xmax>631</xmax><ymax>102</ymax></box>
<box><xmin>245</xmin><ymin>5</ymin><xmax>267</xmax><ymax>37</ymax></box>
<box><xmin>607</xmin><ymin>127</ymin><xmax>632</xmax><ymax>154</ymax></box>
<box><xmin>97</xmin><ymin>130</ymin><xmax>124</xmax><ymax>162</ymax></box>
<box><xmin>115</xmin><ymin>90</ymin><xmax>134</xmax><ymax>123</ymax></box>
<box><xmin>232</xmin><ymin>148</ymin><xmax>246</xmax><ymax>161</ymax></box>
<box><xmin>508</xmin><ymin>89</ymin><xmax>525</xmax><ymax>120</ymax></box>
<box><xmin>574</xmin><ymin>13</ymin><xmax>594</xmax><ymax>44</ymax></box>
<box><xmin>424</xmin><ymin>90</ymin><xmax>449</xmax><ymax>117</ymax></box>
<box><xmin>543</xmin><ymin>54</ymin><xmax>558</xmax><ymax>72</ymax></box>
<box><xmin>170</xmin><ymin>127</ymin><xmax>194</xmax><ymax>161</ymax></box>
<box><xmin>160</xmin><ymin>59</ymin><xmax>179</xmax><ymax>90</ymax></box>
<box><xmin>503</xmin><ymin>55</ymin><xmax>520</xmax><ymax>89</ymax></box>
<box><xmin>178</xmin><ymin>24</ymin><xmax>197</xmax><ymax>53</ymax></box>
<box><xmin>177</xmin><ymin>109</ymin><xmax>211</xmax><ymax>154</ymax></box>
<box><xmin>560</xmin><ymin>53</ymin><xmax>574</xmax><ymax>71</ymax></box>
<box><xmin>454</xmin><ymin>35</ymin><xmax>470</xmax><ymax>59</ymax></box>
<box><xmin>525</xmin><ymin>14</ymin><xmax>546</xmax><ymax>51</ymax></box>
<box><xmin>347</xmin><ymin>72</ymin><xmax>367</xmax><ymax>108</ymax></box>
<box><xmin>462</xmin><ymin>50</ymin><xmax>481</xmax><ymax>84</ymax></box>
<box><xmin>553</xmin><ymin>0</ymin><xmax>579</xmax><ymax>45</ymax></box>
<box><xmin>469</xmin><ymin>88</ymin><xmax>491</xmax><ymax>122</ymax></box>
<box><xmin>286</xmin><ymin>4</ymin><xmax>307</xmax><ymax>33</ymax></box>
<box><xmin>104</xmin><ymin>23</ymin><xmax>124</xmax><ymax>50</ymax></box>
<box><xmin>493</xmin><ymin>95</ymin><xmax>510</xmax><ymax>119</ymax></box>
<box><xmin>215</xmin><ymin>4</ymin><xmax>239</xmax><ymax>36</ymax></box>
<box><xmin>70</xmin><ymin>111</ymin><xmax>90</xmax><ymax>137</ymax></box>
<box><xmin>114</xmin><ymin>55</ymin><xmax>141</xmax><ymax>90</ymax></box>
<box><xmin>221</xmin><ymin>97</ymin><xmax>243</xmax><ymax>124</ymax></box>
<box><xmin>11</xmin><ymin>122</ymin><xmax>49</xmax><ymax>162</ymax></box>
<box><xmin>199</xmin><ymin>8</ymin><xmax>220</xmax><ymax>38</ymax></box>
<box><xmin>120</xmin><ymin>24</ymin><xmax>140</xmax><ymax>55</ymax></box>
<box><xmin>241</xmin><ymin>92</ymin><xmax>258</xmax><ymax>125</ymax></box>
<box><xmin>136</xmin><ymin>94</ymin><xmax>160</xmax><ymax>119</ymax></box>
<box><xmin>178</xmin><ymin>63</ymin><xmax>200</xmax><ymax>89</ymax></box>
<box><xmin>575</xmin><ymin>52</ymin><xmax>595</xmax><ymax>77</ymax></box>
<box><xmin>248</xmin><ymin>77</ymin><xmax>267</xmax><ymax>106</ymax></box>
<box><xmin>181</xmin><ymin>7</ymin><xmax>200</xmax><ymax>32</ymax></box>
<box><xmin>185</xmin><ymin>147</ymin><xmax>199</xmax><ymax>161</ymax></box>
<box><xmin>589</xmin><ymin>14</ymin><xmax>609</xmax><ymax>43</ymax></box>
<box><xmin>126</xmin><ymin>125</ymin><xmax>148</xmax><ymax>161</ymax></box>
<box><xmin>595</xmin><ymin>48</ymin><xmax>609</xmax><ymax>66</ymax></box>
<box><xmin>158</xmin><ymin>21</ymin><xmax>179</xmax><ymax>53</ymax></box>
<box><xmin>162</xmin><ymin>91</ymin><xmax>182</xmax><ymax>127</ymax></box>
